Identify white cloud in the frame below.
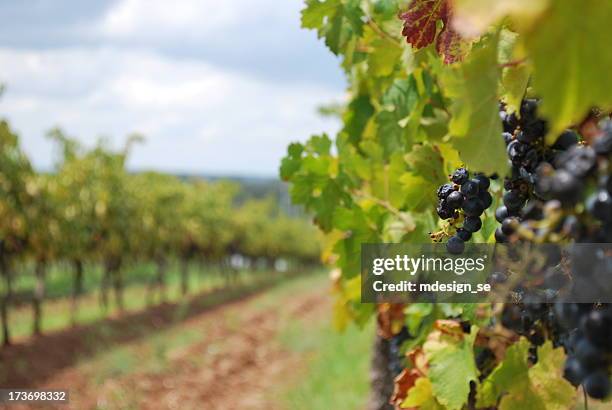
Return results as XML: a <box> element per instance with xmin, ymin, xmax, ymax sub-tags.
<box><xmin>0</xmin><ymin>46</ymin><xmax>344</xmax><ymax>176</ymax></box>
<box><xmin>98</xmin><ymin>0</ymin><xmax>294</xmax><ymax>42</ymax></box>
<box><xmin>101</xmin><ymin>0</ymin><xmax>235</xmax><ymax>38</ymax></box>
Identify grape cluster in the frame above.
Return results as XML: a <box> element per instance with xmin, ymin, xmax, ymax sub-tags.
<box><xmin>496</xmin><ymin>101</ymin><xmax>612</xmax><ymax>243</ymax></box>
<box><xmin>494</xmin><ymin>104</ymin><xmax>612</xmax><ymax>400</ymax></box>
<box><xmin>435</xmin><ymin>168</ymin><xmax>493</xmax><ymax>254</ymax></box>
<box><xmin>555</xmin><ymin>303</ymin><xmax>611</xmax><ymax>399</ymax></box>
<box><xmin>495</xmin><ymin>99</ymin><xmax>581</xmax><ymax>242</ymax></box>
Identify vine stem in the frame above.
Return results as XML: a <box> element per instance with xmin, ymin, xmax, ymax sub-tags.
<box><xmin>353</xmin><ymin>190</ymin><xmax>414</xmax><ymax>229</ymax></box>
<box><xmin>498</xmin><ymin>57</ymin><xmax>527</xmax><ymax>68</ymax></box>
<box><xmin>583</xmin><ymin>386</ymin><xmax>588</xmax><ymax>410</ymax></box>
<box><xmin>366</xmin><ymin>19</ymin><xmax>402</xmax><ymax>46</ymax></box>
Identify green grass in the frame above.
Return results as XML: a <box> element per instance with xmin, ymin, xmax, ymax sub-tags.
<box><xmin>280</xmin><ymin>314</ymin><xmax>373</xmax><ymax>410</ymax></box>
<box><xmin>7</xmin><ymin>264</ymin><xmax>278</xmax><ymax>340</ymax></box>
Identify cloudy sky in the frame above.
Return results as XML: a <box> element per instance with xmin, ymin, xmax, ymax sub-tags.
<box><xmin>0</xmin><ymin>0</ymin><xmax>345</xmax><ymax>177</ymax></box>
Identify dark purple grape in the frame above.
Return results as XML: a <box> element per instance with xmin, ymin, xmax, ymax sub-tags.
<box><xmin>446</xmin><ymin>236</ymin><xmax>465</xmax><ymax>254</ymax></box>
<box><xmin>474</xmin><ymin>174</ymin><xmax>490</xmax><ymax>190</ymax></box>
<box><xmin>463</xmin><ymin>216</ymin><xmax>482</xmax><ymax>233</ymax></box>
<box><xmin>593</xmin><ymin>131</ymin><xmax>612</xmax><ymax>155</ymax></box>
<box><xmin>549</xmin><ymin>170</ymin><xmax>582</xmax><ymax>204</ymax></box>
<box><xmin>520</xmin><ymin>99</ymin><xmax>538</xmax><ymax>120</ymax></box>
<box><xmin>461</xmin><ymin>180</ymin><xmax>480</xmax><ymax>198</ymax></box>
<box><xmin>494</xmin><ymin>228</ymin><xmax>507</xmax><ymax>243</ymax></box>
<box><xmin>583</xmin><ymin>371</ymin><xmax>611</xmax><ymax>399</ymax></box>
<box><xmin>503</xmin><ymin>112</ymin><xmax>518</xmax><ymax>133</ymax></box>
<box><xmin>502</xmin><ymin>132</ymin><xmax>513</xmax><ymax>145</ymax></box>
<box><xmin>456</xmin><ymin>228</ymin><xmax>471</xmax><ymax>241</ymax></box>
<box><xmin>479</xmin><ymin>191</ymin><xmax>493</xmax><ymax>209</ymax></box>
<box><xmin>437</xmin><ymin>203</ymin><xmax>453</xmax><ymax>220</ymax></box>
<box><xmin>446</xmin><ymin>190</ymin><xmax>464</xmax><ymax>209</ymax></box>
<box><xmin>575</xmin><ymin>338</ymin><xmax>602</xmax><ymax>371</ymax></box>
<box><xmin>581</xmin><ymin>309</ymin><xmax>612</xmax><ymax>349</ymax></box>
<box><xmin>451</xmin><ymin>168</ymin><xmax>469</xmax><ymax>185</ymax></box>
<box><xmin>463</xmin><ymin>197</ymin><xmax>485</xmax><ymax>217</ymax></box>
<box><xmin>563</xmin><ymin>356</ymin><xmax>585</xmax><ymax>386</ymax></box>
<box><xmin>587</xmin><ymin>190</ymin><xmax>612</xmax><ymax>222</ymax></box>
<box><xmin>489</xmin><ymin>271</ymin><xmax>507</xmax><ymax>284</ymax></box>
<box><xmin>556</xmin><ymin>146</ymin><xmax>597</xmax><ymax>178</ymax></box>
<box><xmin>501</xmin><ymin>217</ymin><xmax>518</xmax><ymax>235</ymax></box>
<box><xmin>495</xmin><ymin>206</ymin><xmax>509</xmax><ymax>223</ymax></box>
<box><xmin>503</xmin><ymin>191</ymin><xmax>525</xmax><ymax>212</ymax></box>
<box><xmin>552</xmin><ymin>130</ymin><xmax>579</xmax><ymax>150</ymax></box>
<box><xmin>437</xmin><ymin>183</ymin><xmax>454</xmax><ymax>199</ymax></box>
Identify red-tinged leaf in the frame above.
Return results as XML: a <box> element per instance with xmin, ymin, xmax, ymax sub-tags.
<box><xmin>400</xmin><ymin>0</ymin><xmax>448</xmax><ymax>49</ymax></box>
<box><xmin>436</xmin><ymin>25</ymin><xmax>464</xmax><ymax>64</ymax></box>
<box><xmin>401</xmin><ymin>0</ymin><xmax>465</xmax><ymax>64</ymax></box>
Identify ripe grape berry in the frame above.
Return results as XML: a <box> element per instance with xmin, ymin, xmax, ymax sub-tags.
<box><xmin>434</xmin><ymin>168</ymin><xmax>492</xmax><ymax>254</ymax></box>
<box><xmin>447</xmin><ymin>236</ymin><xmax>465</xmax><ymax>254</ymax></box>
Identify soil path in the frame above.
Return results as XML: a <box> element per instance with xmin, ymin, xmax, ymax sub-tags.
<box><xmin>1</xmin><ymin>275</ymin><xmax>330</xmax><ymax>410</ymax></box>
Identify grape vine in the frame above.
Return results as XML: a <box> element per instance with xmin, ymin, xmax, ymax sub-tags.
<box><xmin>283</xmin><ymin>0</ymin><xmax>612</xmax><ymax>408</ymax></box>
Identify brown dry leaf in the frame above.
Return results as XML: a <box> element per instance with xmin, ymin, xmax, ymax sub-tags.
<box><xmin>433</xmin><ymin>319</ymin><xmax>464</xmax><ymax>338</ymax></box>
<box><xmin>390</xmin><ymin>368</ymin><xmax>422</xmax><ymax>409</ymax></box>
<box><xmin>476</xmin><ymin>325</ymin><xmax>519</xmax><ymax>362</ymax></box>
<box><xmin>377</xmin><ymin>303</ymin><xmax>406</xmax><ymax>339</ymax></box>
<box><xmin>407</xmin><ymin>347</ymin><xmax>429</xmax><ymax>376</ymax></box>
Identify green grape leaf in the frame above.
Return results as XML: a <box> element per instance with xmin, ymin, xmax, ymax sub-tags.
<box><xmin>375</xmin><ymin>77</ymin><xmax>421</xmax><ymax>157</ymax></box>
<box><xmin>523</xmin><ymin>0</ymin><xmax>612</xmax><ymax>140</ymax></box>
<box><xmin>302</xmin><ymin>0</ymin><xmax>337</xmax><ymax>29</ymax></box>
<box><xmin>477</xmin><ymin>338</ymin><xmax>530</xmax><ymax>407</ymax></box>
<box><xmin>369</xmin><ymin>37</ymin><xmax>403</xmax><ymax>77</ymax></box>
<box><xmin>372</xmin><ymin>152</ymin><xmax>409</xmax><ymax>209</ymax></box>
<box><xmin>399</xmin><ymin>173</ymin><xmax>432</xmax><ymax>211</ymax></box>
<box><xmin>343</xmin><ymin>94</ymin><xmax>375</xmax><ymax>145</ymax></box>
<box><xmin>306</xmin><ymin>134</ymin><xmax>333</xmax><ymax>155</ymax></box>
<box><xmin>477</xmin><ymin>339</ymin><xmax>576</xmax><ymax>410</ymax></box>
<box><xmin>302</xmin><ymin>0</ymin><xmax>365</xmax><ymax>55</ymax></box>
<box><xmin>441</xmin><ymin>34</ymin><xmax>507</xmax><ymax>176</ymax></box>
<box><xmin>280</xmin><ymin>143</ymin><xmax>304</xmax><ymax>181</ymax></box>
<box><xmin>424</xmin><ymin>327</ymin><xmax>479</xmax><ymax>410</ymax></box>
<box><xmin>501</xmin><ymin>65</ymin><xmax>530</xmax><ymax>115</ymax></box>
<box><xmin>404</xmin><ymin>143</ymin><xmax>446</xmax><ymax>185</ymax></box>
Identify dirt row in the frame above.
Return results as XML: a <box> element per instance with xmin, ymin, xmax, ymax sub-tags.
<box><xmin>1</xmin><ymin>277</ymin><xmax>330</xmax><ymax>410</ymax></box>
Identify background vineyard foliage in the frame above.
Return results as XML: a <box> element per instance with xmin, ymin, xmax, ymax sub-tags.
<box><xmin>0</xmin><ymin>121</ymin><xmax>321</xmax><ymax>346</ymax></box>
<box><xmin>281</xmin><ymin>0</ymin><xmax>612</xmax><ymax>408</ymax></box>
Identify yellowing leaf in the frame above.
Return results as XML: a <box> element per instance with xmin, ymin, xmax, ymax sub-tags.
<box><xmin>401</xmin><ymin>377</ymin><xmax>445</xmax><ymax>409</ymax></box>
<box><xmin>477</xmin><ymin>339</ymin><xmax>577</xmax><ymax>410</ymax></box>
<box><xmin>523</xmin><ymin>0</ymin><xmax>612</xmax><ymax>140</ymax></box>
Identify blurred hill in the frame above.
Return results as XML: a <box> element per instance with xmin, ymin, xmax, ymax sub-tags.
<box><xmin>174</xmin><ymin>174</ymin><xmax>298</xmax><ymax>215</ymax></box>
